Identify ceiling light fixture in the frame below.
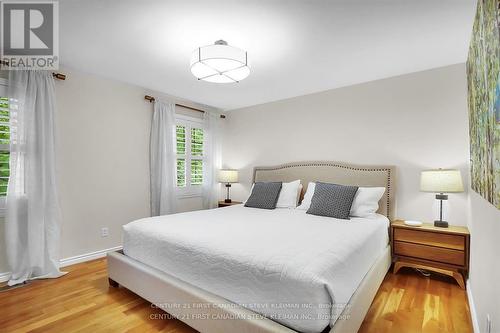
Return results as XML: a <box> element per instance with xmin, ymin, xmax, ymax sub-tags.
<box><xmin>190</xmin><ymin>40</ymin><xmax>250</xmax><ymax>83</ymax></box>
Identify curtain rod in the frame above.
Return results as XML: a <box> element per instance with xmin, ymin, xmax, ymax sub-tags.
<box><xmin>0</xmin><ymin>60</ymin><xmax>66</xmax><ymax>80</ymax></box>
<box><xmin>145</xmin><ymin>95</ymin><xmax>226</xmax><ymax>119</ymax></box>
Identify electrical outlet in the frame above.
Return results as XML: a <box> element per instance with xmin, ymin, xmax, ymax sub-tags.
<box><xmin>101</xmin><ymin>227</ymin><xmax>109</xmax><ymax>238</ymax></box>
<box><xmin>486</xmin><ymin>314</ymin><xmax>492</xmax><ymax>333</ymax></box>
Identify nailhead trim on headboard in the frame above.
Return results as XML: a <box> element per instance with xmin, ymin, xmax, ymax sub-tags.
<box><xmin>252</xmin><ymin>161</ymin><xmax>395</xmax><ymax>220</ymax></box>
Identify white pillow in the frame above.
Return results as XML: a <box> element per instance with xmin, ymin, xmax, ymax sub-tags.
<box><xmin>296</xmin><ymin>184</ymin><xmax>303</xmax><ymax>206</ymax></box>
<box><xmin>276</xmin><ymin>180</ymin><xmax>301</xmax><ymax>208</ymax></box>
<box><xmin>297</xmin><ymin>183</ymin><xmax>385</xmax><ymax>217</ymax></box>
<box><xmin>243</xmin><ymin>183</ymin><xmax>255</xmax><ymax>204</ymax></box>
<box><xmin>350</xmin><ymin>187</ymin><xmax>386</xmax><ymax>217</ymax></box>
<box><xmin>245</xmin><ymin>181</ymin><xmax>302</xmax><ymax>208</ymax></box>
<box><xmin>296</xmin><ymin>182</ymin><xmax>316</xmax><ymax>210</ymax></box>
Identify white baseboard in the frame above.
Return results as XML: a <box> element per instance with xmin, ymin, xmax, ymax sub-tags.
<box><xmin>59</xmin><ymin>245</ymin><xmax>123</xmax><ymax>267</ymax></box>
<box><xmin>467</xmin><ymin>279</ymin><xmax>480</xmax><ymax>333</ymax></box>
<box><xmin>0</xmin><ymin>245</ymin><xmax>123</xmax><ymax>283</ymax></box>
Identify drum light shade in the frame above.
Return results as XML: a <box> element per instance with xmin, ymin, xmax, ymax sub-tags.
<box><xmin>420</xmin><ymin>169</ymin><xmax>464</xmax><ymax>193</ymax></box>
<box><xmin>190</xmin><ymin>40</ymin><xmax>250</xmax><ymax>83</ymax></box>
<box><xmin>218</xmin><ymin>169</ymin><xmax>239</xmax><ymax>183</ymax></box>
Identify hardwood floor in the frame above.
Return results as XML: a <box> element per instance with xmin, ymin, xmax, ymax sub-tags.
<box><xmin>0</xmin><ymin>259</ymin><xmax>472</xmax><ymax>333</ymax></box>
<box><xmin>358</xmin><ymin>268</ymin><xmax>473</xmax><ymax>333</ymax></box>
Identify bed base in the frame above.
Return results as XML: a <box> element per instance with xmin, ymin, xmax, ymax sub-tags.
<box><xmin>107</xmin><ymin>246</ymin><xmax>390</xmax><ymax>333</ymax></box>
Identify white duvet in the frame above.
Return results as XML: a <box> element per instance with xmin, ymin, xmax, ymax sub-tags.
<box><xmin>123</xmin><ymin>205</ymin><xmax>389</xmax><ymax>333</ymax></box>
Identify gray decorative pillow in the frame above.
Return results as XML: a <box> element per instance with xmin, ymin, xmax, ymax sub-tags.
<box><xmin>244</xmin><ymin>182</ymin><xmax>283</xmax><ymax>209</ymax></box>
<box><xmin>306</xmin><ymin>182</ymin><xmax>359</xmax><ymax>219</ymax></box>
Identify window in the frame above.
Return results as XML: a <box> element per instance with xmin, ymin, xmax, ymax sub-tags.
<box><xmin>0</xmin><ymin>79</ymin><xmax>9</xmax><ymax>214</ymax></box>
<box><xmin>175</xmin><ymin>116</ymin><xmax>204</xmax><ymax>196</ymax></box>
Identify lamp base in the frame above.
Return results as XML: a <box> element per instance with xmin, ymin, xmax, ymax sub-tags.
<box><xmin>224</xmin><ymin>183</ymin><xmax>232</xmax><ymax>203</ymax></box>
<box><xmin>434</xmin><ymin>220</ymin><xmax>449</xmax><ymax>228</ymax></box>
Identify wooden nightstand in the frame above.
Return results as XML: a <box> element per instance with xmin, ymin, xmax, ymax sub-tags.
<box><xmin>218</xmin><ymin>201</ymin><xmax>243</xmax><ymax>208</ymax></box>
<box><xmin>391</xmin><ymin>220</ymin><xmax>470</xmax><ymax>289</ymax></box>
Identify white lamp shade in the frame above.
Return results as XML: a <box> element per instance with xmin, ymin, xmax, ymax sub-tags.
<box><xmin>190</xmin><ymin>41</ymin><xmax>250</xmax><ymax>83</ymax></box>
<box><xmin>218</xmin><ymin>169</ymin><xmax>239</xmax><ymax>183</ymax></box>
<box><xmin>420</xmin><ymin>169</ymin><xmax>464</xmax><ymax>193</ymax></box>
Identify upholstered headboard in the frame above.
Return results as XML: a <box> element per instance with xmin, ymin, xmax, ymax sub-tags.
<box><xmin>253</xmin><ymin>161</ymin><xmax>396</xmax><ymax>220</ymax></box>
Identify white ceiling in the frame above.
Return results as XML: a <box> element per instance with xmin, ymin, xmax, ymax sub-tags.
<box><xmin>59</xmin><ymin>0</ymin><xmax>477</xmax><ymax>110</ymax></box>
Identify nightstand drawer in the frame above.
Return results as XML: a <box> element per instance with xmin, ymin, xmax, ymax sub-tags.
<box><xmin>394</xmin><ymin>241</ymin><xmax>465</xmax><ymax>266</ymax></box>
<box><xmin>393</xmin><ymin>228</ymin><xmax>465</xmax><ymax>250</ymax></box>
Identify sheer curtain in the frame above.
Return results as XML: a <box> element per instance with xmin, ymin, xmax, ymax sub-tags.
<box><xmin>150</xmin><ymin>100</ymin><xmax>176</xmax><ymax>216</ymax></box>
<box><xmin>5</xmin><ymin>70</ymin><xmax>65</xmax><ymax>286</ymax></box>
<box><xmin>202</xmin><ymin>111</ymin><xmax>221</xmax><ymax>209</ymax></box>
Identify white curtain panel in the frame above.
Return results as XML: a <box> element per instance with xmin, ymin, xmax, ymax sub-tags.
<box><xmin>202</xmin><ymin>112</ymin><xmax>222</xmax><ymax>209</ymax></box>
<box><xmin>150</xmin><ymin>100</ymin><xmax>177</xmax><ymax>216</ymax></box>
<box><xmin>5</xmin><ymin>71</ymin><xmax>65</xmax><ymax>286</ymax></box>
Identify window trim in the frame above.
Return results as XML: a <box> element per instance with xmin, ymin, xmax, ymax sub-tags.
<box><xmin>175</xmin><ymin>114</ymin><xmax>205</xmax><ymax>198</ymax></box>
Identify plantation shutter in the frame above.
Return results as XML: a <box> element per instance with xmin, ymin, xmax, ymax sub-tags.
<box><xmin>0</xmin><ymin>83</ymin><xmax>10</xmax><ymax>197</ymax></box>
<box><xmin>175</xmin><ymin>120</ymin><xmax>204</xmax><ymax>192</ymax></box>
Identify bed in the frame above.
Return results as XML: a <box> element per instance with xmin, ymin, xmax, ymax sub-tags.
<box><xmin>108</xmin><ymin>161</ymin><xmax>396</xmax><ymax>333</ymax></box>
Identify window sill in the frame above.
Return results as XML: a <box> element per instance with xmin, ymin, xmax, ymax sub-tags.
<box><xmin>176</xmin><ymin>193</ymin><xmax>202</xmax><ymax>199</ymax></box>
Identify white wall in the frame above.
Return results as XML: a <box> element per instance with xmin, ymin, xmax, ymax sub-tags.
<box><xmin>55</xmin><ymin>67</ymin><xmax>152</xmax><ymax>258</ymax></box>
<box><xmin>468</xmin><ymin>188</ymin><xmax>500</xmax><ymax>332</ymax></box>
<box><xmin>223</xmin><ymin>64</ymin><xmax>470</xmax><ymax>225</ymax></box>
<box><xmin>0</xmin><ymin>67</ymin><xmax>213</xmax><ymax>273</ymax></box>
<box><xmin>55</xmin><ymin>67</ymin><xmax>213</xmax><ymax>259</ymax></box>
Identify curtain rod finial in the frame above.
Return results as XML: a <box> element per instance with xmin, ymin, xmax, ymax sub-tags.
<box><xmin>52</xmin><ymin>73</ymin><xmax>66</xmax><ymax>80</ymax></box>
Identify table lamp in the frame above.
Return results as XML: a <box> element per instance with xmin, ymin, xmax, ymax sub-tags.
<box><xmin>218</xmin><ymin>169</ymin><xmax>239</xmax><ymax>203</ymax></box>
<box><xmin>420</xmin><ymin>169</ymin><xmax>464</xmax><ymax>228</ymax></box>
